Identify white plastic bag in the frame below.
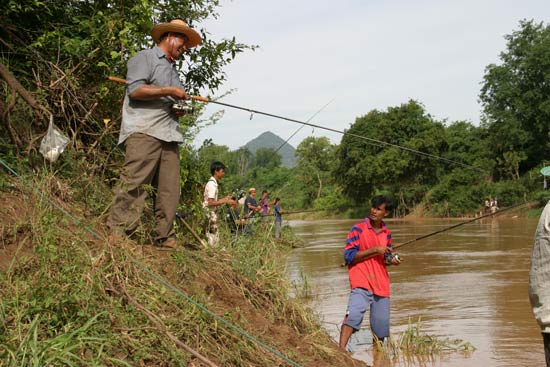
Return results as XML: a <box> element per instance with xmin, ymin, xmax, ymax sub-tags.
<box><xmin>39</xmin><ymin>115</ymin><xmax>69</xmax><ymax>163</ymax></box>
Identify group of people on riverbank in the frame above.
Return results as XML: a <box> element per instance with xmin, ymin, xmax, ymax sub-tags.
<box><xmin>202</xmin><ymin>160</ymin><xmax>284</xmax><ymax>246</ymax></box>
<box><xmin>484</xmin><ymin>197</ymin><xmax>499</xmax><ymax>215</ymax></box>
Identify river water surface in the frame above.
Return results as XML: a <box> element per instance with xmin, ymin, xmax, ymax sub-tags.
<box><xmin>287</xmin><ymin>217</ymin><xmax>544</xmax><ymax>366</ymax></box>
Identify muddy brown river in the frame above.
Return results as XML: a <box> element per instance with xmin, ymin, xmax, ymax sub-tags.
<box><xmin>287</xmin><ymin>217</ymin><xmax>544</xmax><ymax>366</ymax></box>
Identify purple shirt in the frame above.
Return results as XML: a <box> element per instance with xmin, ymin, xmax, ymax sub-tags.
<box><xmin>260</xmin><ymin>197</ymin><xmax>269</xmax><ymax>214</ymax></box>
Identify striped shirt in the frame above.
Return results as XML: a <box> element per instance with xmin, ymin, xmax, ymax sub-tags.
<box><xmin>344</xmin><ymin>218</ymin><xmax>393</xmax><ymax>297</ymax></box>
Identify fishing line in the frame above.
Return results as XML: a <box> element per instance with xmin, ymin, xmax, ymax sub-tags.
<box><xmin>106</xmin><ymin>77</ymin><xmax>484</xmax><ymax>172</ymax></box>
<box><xmin>191</xmin><ymin>97</ymin><xmax>484</xmax><ymax>172</ymax></box>
<box><xmin>393</xmin><ymin>200</ymin><xmax>535</xmax><ymax>250</ymax></box>
<box><xmin>274</xmin><ymin>98</ymin><xmax>335</xmax><ymax>154</ymax></box>
<box><xmin>238</xmin><ymin>98</ymin><xmax>335</xmax><ymax>201</ymax></box>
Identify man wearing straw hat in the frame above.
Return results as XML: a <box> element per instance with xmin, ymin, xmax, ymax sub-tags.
<box><xmin>107</xmin><ymin>19</ymin><xmax>201</xmax><ymax>249</ymax></box>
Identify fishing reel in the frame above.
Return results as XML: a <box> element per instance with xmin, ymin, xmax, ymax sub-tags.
<box><xmin>231</xmin><ymin>189</ymin><xmax>246</xmax><ymax>200</ymax></box>
<box><xmin>384</xmin><ymin>253</ymin><xmax>402</xmax><ymax>265</ymax></box>
<box><xmin>171</xmin><ymin>101</ymin><xmax>193</xmax><ymax>114</ymax></box>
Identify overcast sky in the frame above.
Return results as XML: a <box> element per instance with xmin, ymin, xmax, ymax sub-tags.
<box><xmin>192</xmin><ymin>0</ymin><xmax>550</xmax><ymax>150</ymax></box>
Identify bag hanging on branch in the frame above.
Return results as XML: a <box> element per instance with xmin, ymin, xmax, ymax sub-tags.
<box><xmin>39</xmin><ymin>115</ymin><xmax>69</xmax><ymax>163</ymax></box>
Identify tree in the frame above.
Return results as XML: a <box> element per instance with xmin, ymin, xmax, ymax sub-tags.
<box><xmin>0</xmin><ymin>0</ymin><xmax>255</xmax><ymax>155</ymax></box>
<box><xmin>225</xmin><ymin>147</ymin><xmax>251</xmax><ymax>177</ymax></box>
<box><xmin>197</xmin><ymin>140</ymin><xmax>231</xmax><ymax>179</ymax></box>
<box><xmin>253</xmin><ymin>148</ymin><xmax>282</xmax><ymax>170</ymax></box>
<box><xmin>295</xmin><ymin>136</ymin><xmax>334</xmax><ymax>203</ymax></box>
<box><xmin>480</xmin><ymin>20</ymin><xmax>550</xmax><ymax>179</ymax></box>
<box><xmin>420</xmin><ymin>121</ymin><xmax>495</xmax><ymax>216</ymax></box>
<box><xmin>444</xmin><ymin>121</ymin><xmax>492</xmax><ymax>170</ymax></box>
<box><xmin>334</xmin><ymin>100</ymin><xmax>447</xmax><ymax>206</ymax></box>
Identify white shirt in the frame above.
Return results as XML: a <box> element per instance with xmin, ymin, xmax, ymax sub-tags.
<box><xmin>203</xmin><ymin>177</ymin><xmax>218</xmax><ymax>209</ymax></box>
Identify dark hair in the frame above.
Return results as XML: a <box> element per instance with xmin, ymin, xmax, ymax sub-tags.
<box><xmin>262</xmin><ymin>190</ymin><xmax>268</xmax><ymax>194</ymax></box>
<box><xmin>274</xmin><ymin>197</ymin><xmax>280</xmax><ymax>204</ymax></box>
<box><xmin>371</xmin><ymin>195</ymin><xmax>394</xmax><ymax>212</ymax></box>
<box><xmin>159</xmin><ymin>32</ymin><xmax>169</xmax><ymax>42</ymax></box>
<box><xmin>159</xmin><ymin>31</ymin><xmax>189</xmax><ymax>43</ymax></box>
<box><xmin>210</xmin><ymin>161</ymin><xmax>225</xmax><ymax>175</ymax></box>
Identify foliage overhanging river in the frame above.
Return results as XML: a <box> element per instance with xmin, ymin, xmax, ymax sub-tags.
<box><xmin>287</xmin><ymin>217</ymin><xmax>544</xmax><ymax>366</ymax></box>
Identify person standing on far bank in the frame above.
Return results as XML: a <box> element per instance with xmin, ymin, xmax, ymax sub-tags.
<box><xmin>339</xmin><ymin>195</ymin><xmax>401</xmax><ymax>350</ymax></box>
<box><xmin>107</xmin><ymin>19</ymin><xmax>202</xmax><ymax>248</ymax></box>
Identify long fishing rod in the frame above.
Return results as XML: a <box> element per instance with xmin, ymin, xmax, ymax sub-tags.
<box><xmin>107</xmin><ymin>76</ymin><xmax>483</xmax><ymax>172</ymax></box>
<box><xmin>256</xmin><ymin>204</ymin><xmax>366</xmax><ymax>217</ymax></box>
<box><xmin>255</xmin><ymin>208</ymin><xmax>329</xmax><ymax>217</ymax></box>
<box><xmin>284</xmin><ymin>208</ymin><xmax>331</xmax><ymax>215</ymax></box>
<box><xmin>393</xmin><ymin>200</ymin><xmax>536</xmax><ymax>250</ymax></box>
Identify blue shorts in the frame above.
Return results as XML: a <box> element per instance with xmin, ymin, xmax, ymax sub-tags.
<box><xmin>343</xmin><ymin>287</ymin><xmax>390</xmax><ymax>339</ymax></box>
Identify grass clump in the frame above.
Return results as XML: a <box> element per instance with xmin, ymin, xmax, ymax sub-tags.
<box><xmin>375</xmin><ymin>317</ymin><xmax>476</xmax><ymax>362</ymax></box>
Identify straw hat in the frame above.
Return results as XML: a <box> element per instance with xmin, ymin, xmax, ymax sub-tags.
<box><xmin>150</xmin><ymin>19</ymin><xmax>202</xmax><ymax>48</ymax></box>
<box><xmin>248</xmin><ymin>187</ymin><xmax>256</xmax><ymax>193</ymax></box>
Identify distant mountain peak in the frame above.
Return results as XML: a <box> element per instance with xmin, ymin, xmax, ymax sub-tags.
<box><xmin>244</xmin><ymin>131</ymin><xmax>296</xmax><ymax>167</ymax></box>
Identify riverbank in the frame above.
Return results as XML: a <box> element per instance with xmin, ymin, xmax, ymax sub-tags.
<box><xmin>285</xmin><ymin>199</ymin><xmax>544</xmax><ymax>221</ymax></box>
<box><xmin>0</xmin><ymin>172</ymin><xmax>365</xmax><ymax>367</ymax></box>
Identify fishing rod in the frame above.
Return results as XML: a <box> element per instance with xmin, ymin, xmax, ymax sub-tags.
<box><xmin>338</xmin><ymin>200</ymin><xmax>536</xmax><ymax>267</ymax></box>
<box><xmin>107</xmin><ymin>76</ymin><xmax>483</xmax><ymax>172</ymax></box>
<box><xmin>393</xmin><ymin>200</ymin><xmax>536</xmax><ymax>250</ymax></box>
<box><xmin>254</xmin><ymin>208</ymin><xmax>330</xmax><ymax>217</ymax></box>
<box><xmin>283</xmin><ymin>208</ymin><xmax>340</xmax><ymax>215</ymax></box>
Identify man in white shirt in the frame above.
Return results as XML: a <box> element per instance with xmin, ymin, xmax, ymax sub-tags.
<box><xmin>203</xmin><ymin>161</ymin><xmax>233</xmax><ymax>246</ymax></box>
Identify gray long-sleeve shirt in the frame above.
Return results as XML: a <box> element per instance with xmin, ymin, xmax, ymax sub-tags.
<box><xmin>530</xmin><ymin>200</ymin><xmax>550</xmax><ymax>333</ymax></box>
<box><xmin>119</xmin><ymin>46</ymin><xmax>184</xmax><ymax>145</ymax></box>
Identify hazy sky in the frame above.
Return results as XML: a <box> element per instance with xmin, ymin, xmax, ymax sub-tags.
<box><xmin>192</xmin><ymin>0</ymin><xmax>550</xmax><ymax>150</ymax></box>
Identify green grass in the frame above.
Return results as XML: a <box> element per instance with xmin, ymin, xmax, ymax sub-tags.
<box><xmin>376</xmin><ymin>317</ymin><xmax>476</xmax><ymax>360</ymax></box>
<box><xmin>0</xmin><ymin>170</ymin><xmax>359</xmax><ymax>367</ymax></box>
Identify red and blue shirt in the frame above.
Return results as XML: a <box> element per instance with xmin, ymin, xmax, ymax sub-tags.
<box><xmin>344</xmin><ymin>218</ymin><xmax>393</xmax><ymax>297</ymax></box>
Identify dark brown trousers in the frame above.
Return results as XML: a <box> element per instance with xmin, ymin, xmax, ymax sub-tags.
<box><xmin>107</xmin><ymin>133</ymin><xmax>180</xmax><ymax>242</ymax></box>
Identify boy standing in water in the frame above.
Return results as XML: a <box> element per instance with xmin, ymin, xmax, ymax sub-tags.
<box><xmin>339</xmin><ymin>195</ymin><xmax>401</xmax><ymax>350</ymax></box>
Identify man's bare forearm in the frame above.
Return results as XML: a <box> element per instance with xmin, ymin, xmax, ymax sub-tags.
<box><xmin>129</xmin><ymin>84</ymin><xmax>187</xmax><ymax>101</ymax></box>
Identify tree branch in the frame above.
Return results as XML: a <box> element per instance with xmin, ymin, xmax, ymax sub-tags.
<box><xmin>0</xmin><ymin>61</ymin><xmax>52</xmax><ymax>117</ymax></box>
